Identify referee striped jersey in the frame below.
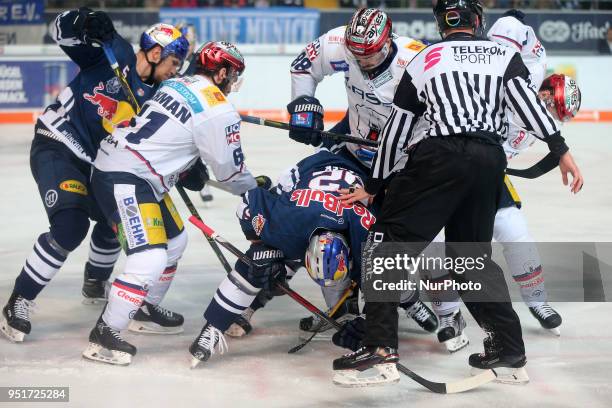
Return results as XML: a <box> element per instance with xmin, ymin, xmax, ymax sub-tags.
<box><xmin>365</xmin><ymin>32</ymin><xmax>568</xmax><ymax>195</ymax></box>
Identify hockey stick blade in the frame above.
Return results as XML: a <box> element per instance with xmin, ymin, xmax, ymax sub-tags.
<box><xmin>506</xmin><ymin>152</ymin><xmax>559</xmax><ymax>179</ymax></box>
<box><xmin>397</xmin><ymin>365</ymin><xmax>497</xmax><ymax>394</ymax></box>
<box><xmin>288</xmin><ymin>281</ymin><xmax>357</xmax><ymax>354</ymax></box>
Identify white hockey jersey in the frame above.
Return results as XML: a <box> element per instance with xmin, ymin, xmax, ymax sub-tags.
<box><xmin>94</xmin><ymin>75</ymin><xmax>256</xmax><ymax>199</ymax></box>
<box><xmin>488</xmin><ymin>16</ymin><xmax>547</xmax><ymax>159</ymax></box>
<box><xmin>290</xmin><ymin>26</ymin><xmax>427</xmax><ymax>166</ymax></box>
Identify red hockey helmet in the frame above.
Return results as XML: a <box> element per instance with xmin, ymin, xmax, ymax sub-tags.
<box><xmin>344</xmin><ymin>8</ymin><xmax>392</xmax><ymax>57</ymax></box>
<box><xmin>539</xmin><ymin>74</ymin><xmax>581</xmax><ymax>123</ymax></box>
<box><xmin>197</xmin><ymin>41</ymin><xmax>245</xmax><ymax>76</ymax></box>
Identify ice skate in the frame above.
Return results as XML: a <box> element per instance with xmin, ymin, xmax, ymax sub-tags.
<box><xmin>81</xmin><ymin>265</ymin><xmax>109</xmax><ymax>305</ymax></box>
<box><xmin>437</xmin><ymin>310</ymin><xmax>469</xmax><ymax>352</ymax></box>
<box><xmin>199</xmin><ymin>185</ymin><xmax>213</xmax><ymax>204</ymax></box>
<box><xmin>128</xmin><ymin>301</ymin><xmax>184</xmax><ymax>334</ymax></box>
<box><xmin>404</xmin><ymin>300</ymin><xmax>438</xmax><ymax>333</ymax></box>
<box><xmin>1</xmin><ymin>293</ymin><xmax>35</xmax><ymax>342</ymax></box>
<box><xmin>189</xmin><ymin>323</ymin><xmax>227</xmax><ymax>368</ymax></box>
<box><xmin>83</xmin><ymin>316</ymin><xmax>136</xmax><ymax>366</ymax></box>
<box><xmin>333</xmin><ymin>346</ymin><xmax>400</xmax><ymax>388</ymax></box>
<box><xmin>469</xmin><ymin>350</ymin><xmax>529</xmax><ymax>385</ymax></box>
<box><xmin>529</xmin><ymin>303</ymin><xmax>562</xmax><ymax>336</ymax></box>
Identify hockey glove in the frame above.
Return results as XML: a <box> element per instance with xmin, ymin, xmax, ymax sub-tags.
<box><xmin>74</xmin><ymin>7</ymin><xmax>115</xmax><ymax>45</ymax></box>
<box><xmin>286</xmin><ymin>96</ymin><xmax>324</xmax><ymax>146</ymax></box>
<box><xmin>332</xmin><ymin>316</ymin><xmax>365</xmax><ymax>352</ymax></box>
<box><xmin>255</xmin><ymin>175</ymin><xmax>272</xmax><ymax>190</ymax></box>
<box><xmin>177</xmin><ymin>159</ymin><xmax>210</xmax><ymax>191</ymax></box>
<box><xmin>245</xmin><ymin>243</ymin><xmax>286</xmax><ymax>292</ymax></box>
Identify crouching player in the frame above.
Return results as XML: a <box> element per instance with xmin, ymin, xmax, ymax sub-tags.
<box><xmin>190</xmin><ymin>149</ymin><xmax>438</xmax><ymax>367</ymax></box>
<box><xmin>82</xmin><ymin>42</ymin><xmax>259</xmax><ymax>365</ymax></box>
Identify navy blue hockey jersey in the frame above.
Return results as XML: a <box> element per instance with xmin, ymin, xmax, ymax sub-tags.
<box><xmin>237</xmin><ymin>150</ymin><xmax>376</xmax><ymax>279</ymax></box>
<box><xmin>38</xmin><ymin>10</ymin><xmax>156</xmax><ymax>163</ymax></box>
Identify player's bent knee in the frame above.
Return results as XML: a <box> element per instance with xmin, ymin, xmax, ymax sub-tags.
<box><xmin>50</xmin><ymin>208</ymin><xmax>90</xmax><ymax>251</ymax></box>
<box><xmin>166</xmin><ymin>229</ymin><xmax>188</xmax><ymax>266</ymax></box>
<box><xmin>123</xmin><ymin>248</ymin><xmax>168</xmax><ymax>288</ymax></box>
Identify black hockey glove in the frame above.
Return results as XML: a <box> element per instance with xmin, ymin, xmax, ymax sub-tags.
<box><xmin>286</xmin><ymin>96</ymin><xmax>324</xmax><ymax>146</ymax></box>
<box><xmin>332</xmin><ymin>316</ymin><xmax>365</xmax><ymax>352</ymax></box>
<box><xmin>245</xmin><ymin>243</ymin><xmax>286</xmax><ymax>292</ymax></box>
<box><xmin>74</xmin><ymin>7</ymin><xmax>115</xmax><ymax>45</ymax></box>
<box><xmin>177</xmin><ymin>159</ymin><xmax>209</xmax><ymax>191</ymax></box>
<box><xmin>255</xmin><ymin>175</ymin><xmax>272</xmax><ymax>190</ymax></box>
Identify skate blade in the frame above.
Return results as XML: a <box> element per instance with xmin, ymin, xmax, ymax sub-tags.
<box><xmin>0</xmin><ymin>317</ymin><xmax>25</xmax><ymax>342</ymax></box>
<box><xmin>82</xmin><ymin>343</ymin><xmax>132</xmax><ymax>366</ymax></box>
<box><xmin>547</xmin><ymin>327</ymin><xmax>561</xmax><ymax>336</ymax></box>
<box><xmin>333</xmin><ymin>363</ymin><xmax>400</xmax><ymax>388</ymax></box>
<box><xmin>225</xmin><ymin>323</ymin><xmax>248</xmax><ymax>338</ymax></box>
<box><xmin>190</xmin><ymin>357</ymin><xmax>203</xmax><ymax>369</ymax></box>
<box><xmin>471</xmin><ymin>366</ymin><xmax>529</xmax><ymax>385</ymax></box>
<box><xmin>444</xmin><ymin>333</ymin><xmax>469</xmax><ymax>353</ymax></box>
<box><xmin>128</xmin><ymin>320</ymin><xmax>184</xmax><ymax>335</ymax></box>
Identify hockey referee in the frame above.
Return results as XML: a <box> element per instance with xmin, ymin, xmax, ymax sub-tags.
<box><xmin>332</xmin><ymin>0</ymin><xmax>583</xmax><ymax>387</ymax></box>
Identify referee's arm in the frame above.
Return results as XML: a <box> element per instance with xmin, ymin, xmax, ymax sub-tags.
<box><xmin>503</xmin><ymin>53</ymin><xmax>569</xmax><ymax>156</ymax></box>
<box><xmin>364</xmin><ymin>72</ymin><xmax>425</xmax><ymax>196</ymax></box>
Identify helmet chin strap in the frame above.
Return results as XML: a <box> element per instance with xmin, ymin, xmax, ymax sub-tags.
<box><xmin>144</xmin><ymin>52</ymin><xmax>158</xmax><ymax>84</ymax></box>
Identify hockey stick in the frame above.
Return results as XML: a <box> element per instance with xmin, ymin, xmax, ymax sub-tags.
<box><xmin>94</xmin><ymin>41</ymin><xmax>141</xmax><ymax>112</ymax></box>
<box><xmin>240</xmin><ymin>114</ymin><xmax>378</xmax><ymax>147</ymax></box>
<box><xmin>176</xmin><ymin>186</ymin><xmax>232</xmax><ymax>273</ymax></box>
<box><xmin>97</xmin><ymin>43</ymin><xmax>233</xmax><ymax>274</ymax></box>
<box><xmin>506</xmin><ymin>152</ymin><xmax>559</xmax><ymax>179</ymax></box>
<box><xmin>188</xmin><ymin>215</ymin><xmax>496</xmax><ymax>394</ymax></box>
<box><xmin>288</xmin><ymin>281</ymin><xmax>357</xmax><ymax>354</ymax></box>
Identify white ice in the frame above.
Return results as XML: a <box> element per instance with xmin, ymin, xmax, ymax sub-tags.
<box><xmin>0</xmin><ymin>123</ymin><xmax>611</xmax><ymax>408</ymax></box>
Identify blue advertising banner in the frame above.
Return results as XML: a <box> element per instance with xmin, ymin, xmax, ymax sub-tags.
<box><xmin>321</xmin><ymin>10</ymin><xmax>612</xmax><ymax>54</ymax></box>
<box><xmin>160</xmin><ymin>7</ymin><xmax>319</xmax><ymax>45</ymax></box>
<box><xmin>0</xmin><ymin>0</ymin><xmax>43</xmax><ymax>25</ymax></box>
<box><xmin>0</xmin><ymin>59</ymin><xmax>79</xmax><ymax>109</ymax></box>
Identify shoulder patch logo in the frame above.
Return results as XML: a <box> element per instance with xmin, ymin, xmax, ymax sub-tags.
<box><xmin>252</xmin><ymin>214</ymin><xmax>266</xmax><ymax>236</ymax></box>
<box><xmin>405</xmin><ymin>40</ymin><xmax>426</xmax><ymax>52</ymax></box>
<box><xmin>59</xmin><ymin>179</ymin><xmax>88</xmax><ymax>196</ymax></box>
<box><xmin>330</xmin><ymin>60</ymin><xmax>350</xmax><ymax>72</ymax></box>
<box><xmin>202</xmin><ymin>86</ymin><xmax>227</xmax><ymax>107</ymax></box>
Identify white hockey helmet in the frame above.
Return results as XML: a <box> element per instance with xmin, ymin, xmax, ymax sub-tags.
<box><xmin>305</xmin><ymin>231</ymin><xmax>350</xmax><ymax>287</ymax></box>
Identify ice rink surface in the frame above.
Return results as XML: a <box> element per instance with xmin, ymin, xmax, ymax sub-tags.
<box><xmin>0</xmin><ymin>123</ymin><xmax>611</xmax><ymax>408</ymax></box>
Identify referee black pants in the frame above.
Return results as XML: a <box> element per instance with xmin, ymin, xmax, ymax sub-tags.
<box><xmin>363</xmin><ymin>136</ymin><xmax>525</xmax><ymax>357</ymax></box>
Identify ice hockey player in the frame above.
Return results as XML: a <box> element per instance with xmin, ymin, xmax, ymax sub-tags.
<box><xmin>286</xmin><ymin>8</ymin><xmax>438</xmax><ymax>336</ymax></box>
<box><xmin>81</xmin><ymin>41</ymin><xmax>259</xmax><ymax>365</ymax></box>
<box><xmin>487</xmin><ymin>10</ymin><xmax>581</xmax><ymax>335</ymax></box>
<box><xmin>189</xmin><ymin>149</ymin><xmax>378</xmax><ymax>367</ymax></box>
<box><xmin>431</xmin><ymin>73</ymin><xmax>582</xmax><ymax>351</ymax></box>
<box><xmin>0</xmin><ymin>8</ymin><xmax>189</xmax><ymax>343</ymax></box>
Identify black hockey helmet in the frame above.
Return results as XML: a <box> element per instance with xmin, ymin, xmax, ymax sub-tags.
<box><xmin>433</xmin><ymin>0</ymin><xmax>485</xmax><ymax>37</ymax></box>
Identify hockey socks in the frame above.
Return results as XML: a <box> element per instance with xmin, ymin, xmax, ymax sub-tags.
<box><xmin>13</xmin><ymin>233</ymin><xmax>68</xmax><ymax>301</ymax></box>
<box><xmin>204</xmin><ymin>270</ymin><xmax>259</xmax><ymax>332</ymax></box>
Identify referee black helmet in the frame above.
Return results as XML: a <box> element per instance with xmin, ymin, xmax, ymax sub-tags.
<box><xmin>433</xmin><ymin>0</ymin><xmax>485</xmax><ymax>36</ymax></box>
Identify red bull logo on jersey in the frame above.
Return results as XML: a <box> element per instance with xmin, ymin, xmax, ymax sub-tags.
<box><xmin>290</xmin><ymin>189</ymin><xmax>376</xmax><ymax>230</ymax></box>
<box><xmin>83</xmin><ymin>81</ymin><xmax>136</xmax><ymax>133</ymax></box>
<box><xmin>84</xmin><ymin>82</ymin><xmax>118</xmax><ymax>120</ymax></box>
